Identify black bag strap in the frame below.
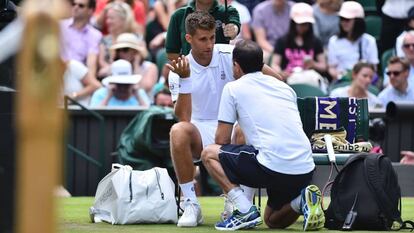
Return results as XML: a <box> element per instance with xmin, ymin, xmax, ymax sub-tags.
<box><xmin>359</xmin><ymin>39</ymin><xmax>363</xmax><ymax>61</ymax></box>
<box><xmin>363</xmin><ymin>154</ymin><xmax>403</xmax><ymax>225</ymax></box>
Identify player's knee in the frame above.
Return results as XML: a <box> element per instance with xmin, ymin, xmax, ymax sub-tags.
<box><xmin>170</xmin><ymin>122</ymin><xmax>192</xmax><ymax>140</ymax></box>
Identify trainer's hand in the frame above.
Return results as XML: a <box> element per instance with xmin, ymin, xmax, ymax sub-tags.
<box><xmin>222</xmin><ymin>23</ymin><xmax>238</xmax><ymax>39</ymax></box>
<box><xmin>166</xmin><ymin>55</ymin><xmax>190</xmax><ymax>78</ymax></box>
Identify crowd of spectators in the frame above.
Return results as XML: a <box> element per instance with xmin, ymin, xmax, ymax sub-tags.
<box><xmin>54</xmin><ymin>0</ymin><xmax>414</xmax><ymax>108</ymax></box>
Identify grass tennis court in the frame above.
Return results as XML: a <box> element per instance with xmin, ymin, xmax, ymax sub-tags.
<box><xmin>59</xmin><ymin>197</ymin><xmax>414</xmax><ymax>233</ymax></box>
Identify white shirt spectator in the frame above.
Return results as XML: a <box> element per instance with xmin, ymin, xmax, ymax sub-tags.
<box><xmin>378</xmin><ymin>83</ymin><xmax>414</xmax><ymax>107</ymax></box>
<box><xmin>382</xmin><ymin>0</ymin><xmax>414</xmax><ymax>19</ymax></box>
<box><xmin>63</xmin><ymin>60</ymin><xmax>90</xmax><ymax>106</ymax></box>
<box><xmin>330</xmin><ymin>86</ymin><xmax>382</xmax><ymax>109</ymax></box>
<box><xmin>328</xmin><ymin>33</ymin><xmax>379</xmax><ymax>74</ymax></box>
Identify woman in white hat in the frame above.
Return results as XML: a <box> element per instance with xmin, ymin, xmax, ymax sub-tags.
<box><xmin>271</xmin><ymin>2</ymin><xmax>327</xmax><ymax>80</ymax></box>
<box><xmin>327</xmin><ymin>1</ymin><xmax>379</xmax><ymax>81</ymax></box>
<box><xmin>90</xmin><ymin>59</ymin><xmax>148</xmax><ymax>106</ymax></box>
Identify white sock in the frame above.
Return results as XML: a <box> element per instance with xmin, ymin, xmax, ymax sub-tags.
<box><xmin>180</xmin><ymin>181</ymin><xmax>197</xmax><ymax>203</ymax></box>
<box><xmin>228</xmin><ymin>187</ymin><xmax>252</xmax><ymax>213</ymax></box>
<box><xmin>240</xmin><ymin>185</ymin><xmax>256</xmax><ymax>204</ymax></box>
<box><xmin>290</xmin><ymin>194</ymin><xmax>302</xmax><ymax>214</ymax></box>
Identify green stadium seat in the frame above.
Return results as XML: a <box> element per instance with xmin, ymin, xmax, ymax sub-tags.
<box><xmin>358</xmin><ymin>0</ymin><xmax>377</xmax><ymax>14</ymax></box>
<box><xmin>365</xmin><ymin>15</ymin><xmax>382</xmax><ymax>41</ymax></box>
<box><xmin>381</xmin><ymin>48</ymin><xmax>395</xmax><ymax>75</ymax></box>
<box><xmin>290</xmin><ymin>84</ymin><xmax>327</xmax><ymax>98</ymax></box>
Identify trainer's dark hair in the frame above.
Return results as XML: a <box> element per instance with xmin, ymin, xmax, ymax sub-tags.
<box><xmin>185</xmin><ymin>11</ymin><xmax>216</xmax><ymax>35</ymax></box>
<box><xmin>233</xmin><ymin>40</ymin><xmax>264</xmax><ymax>74</ymax></box>
<box><xmin>338</xmin><ymin>18</ymin><xmax>365</xmax><ymax>41</ymax></box>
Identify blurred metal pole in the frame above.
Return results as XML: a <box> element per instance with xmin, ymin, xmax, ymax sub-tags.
<box><xmin>15</xmin><ymin>0</ymin><xmax>65</xmax><ymax>233</ymax></box>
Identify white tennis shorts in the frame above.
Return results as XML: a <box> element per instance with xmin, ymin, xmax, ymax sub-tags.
<box><xmin>191</xmin><ymin>119</ymin><xmax>217</xmax><ymax>148</ymax></box>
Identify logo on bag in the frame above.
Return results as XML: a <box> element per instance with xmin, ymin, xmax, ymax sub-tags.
<box><xmin>97</xmin><ymin>185</ymin><xmax>115</xmax><ymax>206</ymax></box>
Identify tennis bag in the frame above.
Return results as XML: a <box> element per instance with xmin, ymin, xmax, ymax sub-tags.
<box><xmin>325</xmin><ymin>153</ymin><xmax>413</xmax><ymax>230</ymax></box>
<box><xmin>89</xmin><ymin>164</ymin><xmax>177</xmax><ymax>224</ymax></box>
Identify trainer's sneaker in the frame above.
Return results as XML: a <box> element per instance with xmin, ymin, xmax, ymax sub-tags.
<box><xmin>177</xmin><ymin>199</ymin><xmax>203</xmax><ymax>227</ymax></box>
<box><xmin>301</xmin><ymin>185</ymin><xmax>325</xmax><ymax>231</ymax></box>
<box><xmin>215</xmin><ymin>206</ymin><xmax>262</xmax><ymax>231</ymax></box>
<box><xmin>220</xmin><ymin>194</ymin><xmax>235</xmax><ymax>221</ymax></box>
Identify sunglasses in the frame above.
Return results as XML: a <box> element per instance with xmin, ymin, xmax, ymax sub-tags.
<box><xmin>403</xmin><ymin>43</ymin><xmax>414</xmax><ymax>49</ymax></box>
<box><xmin>117</xmin><ymin>48</ymin><xmax>131</xmax><ymax>53</ymax></box>
<box><xmin>72</xmin><ymin>2</ymin><xmax>86</xmax><ymax>8</ymax></box>
<box><xmin>386</xmin><ymin>70</ymin><xmax>404</xmax><ymax>76</ymax></box>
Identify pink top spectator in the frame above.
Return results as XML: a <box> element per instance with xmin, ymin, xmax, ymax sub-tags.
<box><xmin>60</xmin><ymin>18</ymin><xmax>102</xmax><ymax>63</ymax></box>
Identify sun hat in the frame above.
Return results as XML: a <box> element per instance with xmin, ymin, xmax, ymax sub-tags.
<box><xmin>290</xmin><ymin>2</ymin><xmax>315</xmax><ymax>24</ymax></box>
<box><xmin>110</xmin><ymin>33</ymin><xmax>148</xmax><ymax>58</ymax></box>
<box><xmin>338</xmin><ymin>1</ymin><xmax>365</xmax><ymax>19</ymax></box>
<box><xmin>102</xmin><ymin>59</ymin><xmax>142</xmax><ymax>86</ymax></box>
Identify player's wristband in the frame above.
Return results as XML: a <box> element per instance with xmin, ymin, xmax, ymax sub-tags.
<box><xmin>179</xmin><ymin>78</ymin><xmax>192</xmax><ymax>94</ymax></box>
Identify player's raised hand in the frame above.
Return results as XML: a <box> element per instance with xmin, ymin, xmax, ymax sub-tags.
<box><xmin>166</xmin><ymin>55</ymin><xmax>190</xmax><ymax>78</ymax></box>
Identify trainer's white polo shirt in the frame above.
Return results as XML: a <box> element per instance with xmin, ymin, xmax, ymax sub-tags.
<box><xmin>218</xmin><ymin>72</ymin><xmax>315</xmax><ymax>175</ymax></box>
<box><xmin>169</xmin><ymin>44</ymin><xmax>235</xmax><ymax>120</ymax></box>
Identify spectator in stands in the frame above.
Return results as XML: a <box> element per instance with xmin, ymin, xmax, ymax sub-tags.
<box><xmin>110</xmin><ymin>33</ymin><xmax>158</xmax><ymax>99</ymax></box>
<box><xmin>312</xmin><ymin>0</ymin><xmax>341</xmax><ymax>48</ymax></box>
<box><xmin>395</xmin><ymin>6</ymin><xmax>414</xmax><ymax>57</ymax></box>
<box><xmin>64</xmin><ymin>60</ymin><xmax>102</xmax><ymax>106</ymax></box>
<box><xmin>219</xmin><ymin>0</ymin><xmax>252</xmax><ymax>43</ymax></box>
<box><xmin>154</xmin><ymin>87</ymin><xmax>173</xmax><ymax>107</ymax></box>
<box><xmin>330</xmin><ymin>61</ymin><xmax>382</xmax><ymax>109</ymax></box>
<box><xmin>94</xmin><ymin>0</ymin><xmax>145</xmax><ymax>35</ymax></box>
<box><xmin>378</xmin><ymin>57</ymin><xmax>414</xmax><ymax>107</ymax></box>
<box><xmin>146</xmin><ymin>0</ymin><xmax>187</xmax><ymax>59</ymax></box>
<box><xmin>251</xmin><ymin>0</ymin><xmax>294</xmax><ymax>59</ymax></box>
<box><xmin>165</xmin><ymin>0</ymin><xmax>241</xmax><ymax>61</ymax></box>
<box><xmin>384</xmin><ymin>31</ymin><xmax>414</xmax><ymax>86</ymax></box>
<box><xmin>327</xmin><ymin>1</ymin><xmax>378</xmax><ymax>81</ymax></box>
<box><xmin>60</xmin><ymin>0</ymin><xmax>102</xmax><ymax>79</ymax></box>
<box><xmin>97</xmin><ymin>2</ymin><xmax>138</xmax><ymax>78</ymax></box>
<box><xmin>90</xmin><ymin>59</ymin><xmax>149</xmax><ymax>106</ymax></box>
<box><xmin>271</xmin><ymin>2</ymin><xmax>326</xmax><ymax>79</ymax></box>
<box><xmin>380</xmin><ymin>0</ymin><xmax>414</xmax><ymax>54</ymax></box>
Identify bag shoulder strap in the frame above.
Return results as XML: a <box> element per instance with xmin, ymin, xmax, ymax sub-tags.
<box><xmin>363</xmin><ymin>154</ymin><xmax>403</xmax><ymax>224</ymax></box>
<box><xmin>329</xmin><ymin>153</ymin><xmax>368</xmax><ymax>218</ymax></box>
